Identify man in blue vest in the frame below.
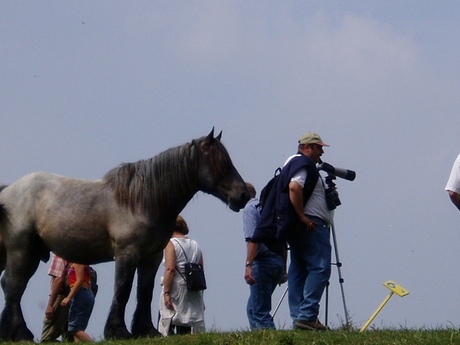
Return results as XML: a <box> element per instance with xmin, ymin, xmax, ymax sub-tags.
<box><xmin>252</xmin><ymin>132</ymin><xmax>333</xmax><ymax>331</ymax></box>
<box><xmin>285</xmin><ymin>132</ymin><xmax>333</xmax><ymax>331</ymax></box>
<box><xmin>243</xmin><ymin>183</ymin><xmax>286</xmax><ymax>330</ymax></box>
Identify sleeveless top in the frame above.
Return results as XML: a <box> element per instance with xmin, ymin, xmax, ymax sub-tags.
<box><xmin>67</xmin><ymin>264</ymin><xmax>91</xmax><ymax>288</ymax></box>
<box><xmin>171</xmin><ymin>238</ymin><xmax>202</xmax><ymax>280</ymax></box>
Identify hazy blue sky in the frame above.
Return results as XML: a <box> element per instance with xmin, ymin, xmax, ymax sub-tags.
<box><xmin>1</xmin><ymin>1</ymin><xmax>460</xmax><ymax>340</ymax></box>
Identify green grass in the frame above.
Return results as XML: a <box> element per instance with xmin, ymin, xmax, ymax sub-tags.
<box><xmin>43</xmin><ymin>329</ymin><xmax>460</xmax><ymax>345</ymax></box>
<box><xmin>8</xmin><ymin>329</ymin><xmax>460</xmax><ymax>345</ymax></box>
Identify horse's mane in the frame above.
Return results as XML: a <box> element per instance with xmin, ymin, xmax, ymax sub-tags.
<box><xmin>103</xmin><ymin>136</ymin><xmax>233</xmax><ymax>215</ymax></box>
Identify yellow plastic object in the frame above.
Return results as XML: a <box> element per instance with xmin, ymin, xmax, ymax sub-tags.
<box><xmin>383</xmin><ymin>281</ymin><xmax>410</xmax><ymax>297</ymax></box>
<box><xmin>360</xmin><ymin>281</ymin><xmax>410</xmax><ymax>332</ymax></box>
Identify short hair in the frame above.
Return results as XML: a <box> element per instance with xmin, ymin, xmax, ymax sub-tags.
<box><xmin>175</xmin><ymin>215</ymin><xmax>189</xmax><ymax>235</ymax></box>
<box><xmin>246</xmin><ymin>182</ymin><xmax>256</xmax><ymax>198</ymax></box>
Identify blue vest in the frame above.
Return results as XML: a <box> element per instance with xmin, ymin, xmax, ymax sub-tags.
<box><xmin>251</xmin><ymin>153</ymin><xmax>319</xmax><ymax>257</ymax></box>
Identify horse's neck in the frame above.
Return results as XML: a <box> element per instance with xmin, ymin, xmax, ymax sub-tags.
<box><xmin>151</xmin><ymin>146</ymin><xmax>199</xmax><ymax>216</ymax></box>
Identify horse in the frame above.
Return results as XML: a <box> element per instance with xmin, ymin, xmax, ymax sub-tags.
<box><xmin>0</xmin><ymin>186</ymin><xmax>6</xmax><ymax>276</ymax></box>
<box><xmin>0</xmin><ymin>129</ymin><xmax>249</xmax><ymax>342</ymax></box>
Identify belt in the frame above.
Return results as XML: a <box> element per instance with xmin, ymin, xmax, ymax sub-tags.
<box><xmin>255</xmin><ymin>251</ymin><xmax>283</xmax><ymax>261</ymax></box>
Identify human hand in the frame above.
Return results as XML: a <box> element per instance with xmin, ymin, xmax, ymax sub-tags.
<box><xmin>45</xmin><ymin>305</ymin><xmax>55</xmax><ymax>320</ymax></box>
<box><xmin>61</xmin><ymin>297</ymin><xmax>70</xmax><ymax>307</ymax></box>
<box><xmin>301</xmin><ymin>215</ymin><xmax>317</xmax><ymax>231</ymax></box>
<box><xmin>164</xmin><ymin>293</ymin><xmax>174</xmax><ymax>311</ymax></box>
<box><xmin>244</xmin><ymin>266</ymin><xmax>257</xmax><ymax>285</ymax></box>
<box><xmin>279</xmin><ymin>272</ymin><xmax>288</xmax><ymax>285</ymax></box>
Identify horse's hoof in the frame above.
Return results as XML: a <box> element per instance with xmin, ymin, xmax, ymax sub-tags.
<box><xmin>0</xmin><ymin>318</ymin><xmax>34</xmax><ymax>342</ymax></box>
<box><xmin>13</xmin><ymin>330</ymin><xmax>34</xmax><ymax>343</ymax></box>
<box><xmin>147</xmin><ymin>328</ymin><xmax>161</xmax><ymax>338</ymax></box>
<box><xmin>132</xmin><ymin>326</ymin><xmax>161</xmax><ymax>338</ymax></box>
<box><xmin>104</xmin><ymin>327</ymin><xmax>132</xmax><ymax>340</ymax></box>
<box><xmin>0</xmin><ymin>326</ymin><xmax>34</xmax><ymax>342</ymax></box>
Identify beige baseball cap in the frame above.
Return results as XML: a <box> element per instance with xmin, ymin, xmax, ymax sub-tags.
<box><xmin>298</xmin><ymin>132</ymin><xmax>329</xmax><ymax>146</ymax></box>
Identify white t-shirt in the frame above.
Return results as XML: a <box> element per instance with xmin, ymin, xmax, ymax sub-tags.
<box><xmin>285</xmin><ymin>154</ymin><xmax>334</xmax><ymax>224</ymax></box>
<box><xmin>446</xmin><ymin>154</ymin><xmax>460</xmax><ymax>194</ymax></box>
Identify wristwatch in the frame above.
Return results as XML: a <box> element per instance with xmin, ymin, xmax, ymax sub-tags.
<box><xmin>245</xmin><ymin>262</ymin><xmax>253</xmax><ymax>267</ymax></box>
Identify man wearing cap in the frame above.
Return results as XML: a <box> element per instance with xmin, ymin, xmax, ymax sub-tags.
<box><xmin>251</xmin><ymin>132</ymin><xmax>333</xmax><ymax>331</ymax></box>
<box><xmin>284</xmin><ymin>132</ymin><xmax>333</xmax><ymax>331</ymax></box>
<box><xmin>446</xmin><ymin>154</ymin><xmax>460</xmax><ymax>211</ymax></box>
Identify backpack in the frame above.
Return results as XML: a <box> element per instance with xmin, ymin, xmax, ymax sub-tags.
<box><xmin>173</xmin><ymin>239</ymin><xmax>207</xmax><ymax>291</ymax></box>
<box><xmin>259</xmin><ymin>167</ymin><xmax>281</xmax><ymax>209</ymax></box>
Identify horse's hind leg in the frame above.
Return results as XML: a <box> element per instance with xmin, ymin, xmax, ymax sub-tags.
<box><xmin>131</xmin><ymin>251</ymin><xmax>163</xmax><ymax>338</ymax></box>
<box><xmin>104</xmin><ymin>253</ymin><xmax>137</xmax><ymax>340</ymax></box>
<box><xmin>0</xmin><ymin>246</ymin><xmax>42</xmax><ymax>341</ymax></box>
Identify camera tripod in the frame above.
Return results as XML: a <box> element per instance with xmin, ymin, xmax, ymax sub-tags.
<box><xmin>272</xmin><ymin>220</ymin><xmax>350</xmax><ymax>327</ymax></box>
<box><xmin>325</xmin><ymin>221</ymin><xmax>350</xmax><ymax>326</ymax></box>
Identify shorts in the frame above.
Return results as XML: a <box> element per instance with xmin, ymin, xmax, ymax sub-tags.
<box><xmin>68</xmin><ymin>287</ymin><xmax>95</xmax><ymax>332</ymax></box>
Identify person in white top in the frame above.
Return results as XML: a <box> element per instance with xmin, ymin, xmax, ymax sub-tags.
<box><xmin>446</xmin><ymin>154</ymin><xmax>460</xmax><ymax>211</ymax></box>
<box><xmin>158</xmin><ymin>215</ymin><xmax>205</xmax><ymax>336</ymax></box>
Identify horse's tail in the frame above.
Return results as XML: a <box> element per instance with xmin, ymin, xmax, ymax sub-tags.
<box><xmin>0</xmin><ymin>185</ymin><xmax>8</xmax><ymax>276</ymax></box>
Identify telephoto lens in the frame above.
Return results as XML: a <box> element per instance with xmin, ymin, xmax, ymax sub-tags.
<box><xmin>318</xmin><ymin>162</ymin><xmax>356</xmax><ymax>181</ymax></box>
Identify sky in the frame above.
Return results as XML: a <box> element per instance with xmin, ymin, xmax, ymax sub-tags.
<box><xmin>1</xmin><ymin>0</ymin><xmax>460</xmax><ymax>341</ymax></box>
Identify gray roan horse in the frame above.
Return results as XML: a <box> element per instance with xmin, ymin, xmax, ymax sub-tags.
<box><xmin>0</xmin><ymin>129</ymin><xmax>249</xmax><ymax>342</ymax></box>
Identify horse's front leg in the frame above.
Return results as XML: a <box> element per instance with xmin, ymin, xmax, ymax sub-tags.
<box><xmin>104</xmin><ymin>253</ymin><xmax>137</xmax><ymax>340</ymax></box>
<box><xmin>131</xmin><ymin>251</ymin><xmax>163</xmax><ymax>338</ymax></box>
<box><xmin>0</xmin><ymin>248</ymin><xmax>41</xmax><ymax>342</ymax></box>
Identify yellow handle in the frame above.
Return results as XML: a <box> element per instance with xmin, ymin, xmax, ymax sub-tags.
<box><xmin>360</xmin><ymin>292</ymin><xmax>394</xmax><ymax>332</ymax></box>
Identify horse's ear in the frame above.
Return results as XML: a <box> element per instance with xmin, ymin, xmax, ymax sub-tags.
<box><xmin>205</xmin><ymin>128</ymin><xmax>215</xmax><ymax>145</ymax></box>
<box><xmin>216</xmin><ymin>131</ymin><xmax>222</xmax><ymax>141</ymax></box>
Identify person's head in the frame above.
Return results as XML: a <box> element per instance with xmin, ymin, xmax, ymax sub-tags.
<box><xmin>174</xmin><ymin>215</ymin><xmax>189</xmax><ymax>235</ymax></box>
<box><xmin>298</xmin><ymin>132</ymin><xmax>329</xmax><ymax>163</ymax></box>
<box><xmin>246</xmin><ymin>183</ymin><xmax>256</xmax><ymax>199</ymax></box>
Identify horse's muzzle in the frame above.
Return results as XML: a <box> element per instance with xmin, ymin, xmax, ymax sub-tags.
<box><xmin>228</xmin><ymin>191</ymin><xmax>250</xmax><ymax>212</ymax></box>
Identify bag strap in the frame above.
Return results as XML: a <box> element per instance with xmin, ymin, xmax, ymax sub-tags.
<box><xmin>175</xmin><ymin>267</ymin><xmax>186</xmax><ymax>282</ymax></box>
<box><xmin>319</xmin><ymin>174</ymin><xmax>327</xmax><ymax>191</ymax></box>
<box><xmin>172</xmin><ymin>239</ymin><xmax>189</xmax><ymax>262</ymax></box>
<box><xmin>171</xmin><ymin>239</ymin><xmax>187</xmax><ymax>281</ymax></box>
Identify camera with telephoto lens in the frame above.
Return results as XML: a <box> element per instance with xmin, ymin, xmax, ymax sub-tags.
<box><xmin>325</xmin><ymin>186</ymin><xmax>341</xmax><ymax>210</ymax></box>
<box><xmin>318</xmin><ymin>161</ymin><xmax>356</xmax><ymax>210</ymax></box>
<box><xmin>317</xmin><ymin>161</ymin><xmax>356</xmax><ymax>181</ymax></box>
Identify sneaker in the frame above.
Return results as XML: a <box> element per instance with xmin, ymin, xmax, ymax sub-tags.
<box><xmin>294</xmin><ymin>319</ymin><xmax>329</xmax><ymax>331</ymax></box>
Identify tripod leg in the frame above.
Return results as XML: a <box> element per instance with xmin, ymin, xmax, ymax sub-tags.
<box><xmin>272</xmin><ymin>285</ymin><xmax>288</xmax><ymax>318</ymax></box>
<box><xmin>324</xmin><ymin>282</ymin><xmax>329</xmax><ymax>326</ymax></box>
<box><xmin>331</xmin><ymin>221</ymin><xmax>350</xmax><ymax>326</ymax></box>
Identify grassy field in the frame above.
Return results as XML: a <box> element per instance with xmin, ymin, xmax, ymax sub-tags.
<box><xmin>20</xmin><ymin>329</ymin><xmax>457</xmax><ymax>345</ymax></box>
<box><xmin>6</xmin><ymin>329</ymin><xmax>460</xmax><ymax>345</ymax></box>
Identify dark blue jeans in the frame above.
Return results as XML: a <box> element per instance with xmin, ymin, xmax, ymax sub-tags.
<box><xmin>287</xmin><ymin>218</ymin><xmax>331</xmax><ymax>323</ymax></box>
<box><xmin>247</xmin><ymin>255</ymin><xmax>284</xmax><ymax>330</ymax></box>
